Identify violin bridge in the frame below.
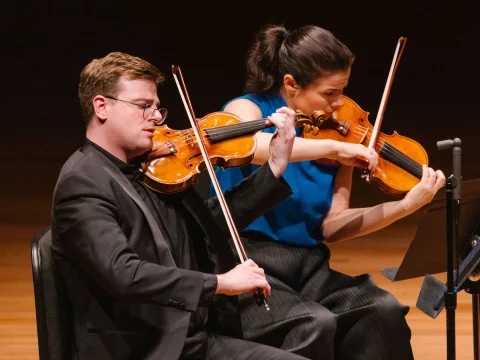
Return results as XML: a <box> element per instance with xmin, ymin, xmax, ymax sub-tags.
<box><xmin>185</xmin><ymin>132</ymin><xmax>195</xmax><ymax>149</ymax></box>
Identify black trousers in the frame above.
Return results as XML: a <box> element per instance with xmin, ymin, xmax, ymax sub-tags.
<box><xmin>180</xmin><ymin>331</ymin><xmax>309</xmax><ymax>360</ymax></box>
<box><xmin>236</xmin><ymin>235</ymin><xmax>414</xmax><ymax>360</ymax></box>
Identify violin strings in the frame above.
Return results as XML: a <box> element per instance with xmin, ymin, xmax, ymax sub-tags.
<box><xmin>150</xmin><ymin>121</ymin><xmax>423</xmax><ymax>179</ymax></box>
<box><xmin>175</xmin><ymin>118</ymin><xmax>369</xmax><ymax>148</ymax></box>
<box><xmin>378</xmin><ymin>142</ymin><xmax>423</xmax><ymax>176</ymax></box>
<box><xmin>372</xmin><ymin>140</ymin><xmax>423</xmax><ymax>177</ymax></box>
<box><xmin>365</xmin><ymin>129</ymin><xmax>424</xmax><ymax>175</ymax></box>
<box><xmin>333</xmin><ymin>122</ymin><xmax>423</xmax><ymax>177</ymax></box>
<box><xmin>205</xmin><ymin>120</ymin><xmax>267</xmax><ymax>135</ymax></box>
<box><xmin>153</xmin><ymin>122</ymin><xmax>371</xmax><ymax>157</ymax></box>
<box><xmin>175</xmin><ymin>122</ymin><xmax>267</xmax><ymax>148</ymax></box>
<box><xmin>348</xmin><ymin>123</ymin><xmax>423</xmax><ymax>176</ymax></box>
<box><xmin>370</xmin><ymin>137</ymin><xmax>423</xmax><ymax>173</ymax></box>
<box><xmin>156</xmin><ymin>117</ymin><xmax>321</xmax><ymax>152</ymax></box>
<box><xmin>164</xmin><ymin>119</ymin><xmax>369</xmax><ymax>151</ymax></box>
<box><xmin>153</xmin><ymin>120</ymin><xmax>269</xmax><ymax>152</ymax></box>
<box><xmin>205</xmin><ymin>123</ymin><xmax>269</xmax><ymax>141</ymax></box>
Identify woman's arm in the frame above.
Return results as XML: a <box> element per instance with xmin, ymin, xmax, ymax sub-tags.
<box><xmin>224</xmin><ymin>99</ymin><xmax>377</xmax><ymax>168</ymax></box>
<box><xmin>321</xmin><ymin>165</ymin><xmax>445</xmax><ymax>242</ymax></box>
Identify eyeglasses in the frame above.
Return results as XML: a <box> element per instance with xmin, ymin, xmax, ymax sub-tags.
<box><xmin>105</xmin><ymin>96</ymin><xmax>168</xmax><ymax>124</ymax></box>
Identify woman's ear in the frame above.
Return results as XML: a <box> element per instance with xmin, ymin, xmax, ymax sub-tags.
<box><xmin>283</xmin><ymin>74</ymin><xmax>299</xmax><ymax>96</ymax></box>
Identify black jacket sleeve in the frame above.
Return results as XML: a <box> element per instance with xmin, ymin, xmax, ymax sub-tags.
<box><xmin>206</xmin><ymin>161</ymin><xmax>292</xmax><ymax>232</ymax></box>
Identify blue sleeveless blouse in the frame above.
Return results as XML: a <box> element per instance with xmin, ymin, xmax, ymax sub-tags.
<box><xmin>212</xmin><ymin>93</ymin><xmax>338</xmax><ymax>246</ymax></box>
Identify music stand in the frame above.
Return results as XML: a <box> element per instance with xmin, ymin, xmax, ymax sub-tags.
<box><xmin>381</xmin><ymin>178</ymin><xmax>480</xmax><ymax>281</ymax></box>
<box><xmin>381</xmin><ymin>178</ymin><xmax>480</xmax><ymax>359</ymax></box>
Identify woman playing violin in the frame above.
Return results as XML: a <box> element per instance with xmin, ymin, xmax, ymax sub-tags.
<box><xmin>213</xmin><ymin>24</ymin><xmax>445</xmax><ymax>360</ymax></box>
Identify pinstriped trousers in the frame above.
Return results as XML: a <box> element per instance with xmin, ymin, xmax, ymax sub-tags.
<box><xmin>236</xmin><ymin>234</ymin><xmax>414</xmax><ymax>360</ymax></box>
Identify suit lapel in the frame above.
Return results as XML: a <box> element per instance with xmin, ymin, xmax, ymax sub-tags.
<box><xmin>83</xmin><ymin>143</ymin><xmax>176</xmax><ymax>267</ymax></box>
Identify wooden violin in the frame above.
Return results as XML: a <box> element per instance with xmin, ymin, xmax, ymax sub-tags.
<box><xmin>142</xmin><ymin>108</ymin><xmax>323</xmax><ymax>194</ymax></box>
<box><xmin>302</xmin><ymin>37</ymin><xmax>427</xmax><ymax>197</ymax></box>
<box><xmin>302</xmin><ymin>95</ymin><xmax>427</xmax><ymax>196</ymax></box>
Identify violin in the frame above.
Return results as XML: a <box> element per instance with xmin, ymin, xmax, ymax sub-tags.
<box><xmin>150</xmin><ymin>66</ymin><xmax>324</xmax><ymax>310</ymax></box>
<box><xmin>144</xmin><ymin>38</ymin><xmax>416</xmax><ymax>198</ymax></box>
<box><xmin>302</xmin><ymin>95</ymin><xmax>428</xmax><ymax>196</ymax></box>
<box><xmin>142</xmin><ymin>109</ymin><xmax>322</xmax><ymax>194</ymax></box>
<box><xmin>302</xmin><ymin>37</ymin><xmax>425</xmax><ymax>197</ymax></box>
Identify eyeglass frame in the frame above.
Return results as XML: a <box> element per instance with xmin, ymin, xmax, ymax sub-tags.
<box><xmin>104</xmin><ymin>95</ymin><xmax>167</xmax><ymax>124</ymax></box>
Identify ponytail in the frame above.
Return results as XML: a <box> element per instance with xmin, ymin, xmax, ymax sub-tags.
<box><xmin>244</xmin><ymin>24</ymin><xmax>287</xmax><ymax>94</ymax></box>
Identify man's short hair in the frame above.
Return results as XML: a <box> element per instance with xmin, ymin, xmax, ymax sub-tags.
<box><xmin>78</xmin><ymin>52</ymin><xmax>165</xmax><ymax>125</ymax></box>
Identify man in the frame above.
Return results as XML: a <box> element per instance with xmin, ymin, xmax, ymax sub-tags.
<box><xmin>51</xmin><ymin>52</ymin><xmax>306</xmax><ymax>360</ymax></box>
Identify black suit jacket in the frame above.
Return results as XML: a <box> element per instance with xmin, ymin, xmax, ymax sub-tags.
<box><xmin>51</xmin><ymin>141</ymin><xmax>292</xmax><ymax>360</ymax></box>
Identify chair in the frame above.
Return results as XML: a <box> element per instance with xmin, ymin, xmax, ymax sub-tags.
<box><xmin>31</xmin><ymin>227</ymin><xmax>73</xmax><ymax>360</ymax></box>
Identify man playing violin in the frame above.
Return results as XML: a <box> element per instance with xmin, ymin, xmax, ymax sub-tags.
<box><xmin>213</xmin><ymin>24</ymin><xmax>446</xmax><ymax>360</ymax></box>
<box><xmin>50</xmin><ymin>51</ymin><xmax>311</xmax><ymax>360</ymax></box>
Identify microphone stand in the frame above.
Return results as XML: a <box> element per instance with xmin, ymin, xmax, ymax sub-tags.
<box><xmin>437</xmin><ymin>138</ymin><xmax>462</xmax><ymax>360</ymax></box>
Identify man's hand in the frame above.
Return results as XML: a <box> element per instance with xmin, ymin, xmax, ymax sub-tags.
<box><xmin>336</xmin><ymin>142</ymin><xmax>379</xmax><ymax>172</ymax></box>
<box><xmin>265</xmin><ymin>107</ymin><xmax>297</xmax><ymax>178</ymax></box>
<box><xmin>216</xmin><ymin>259</ymin><xmax>271</xmax><ymax>297</ymax></box>
<box><xmin>401</xmin><ymin>164</ymin><xmax>446</xmax><ymax>213</ymax></box>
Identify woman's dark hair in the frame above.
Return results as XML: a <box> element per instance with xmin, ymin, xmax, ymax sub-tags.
<box><xmin>244</xmin><ymin>24</ymin><xmax>354</xmax><ymax>94</ymax></box>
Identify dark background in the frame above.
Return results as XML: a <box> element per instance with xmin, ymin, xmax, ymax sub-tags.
<box><xmin>1</xmin><ymin>1</ymin><xmax>479</xmax><ymax>229</ymax></box>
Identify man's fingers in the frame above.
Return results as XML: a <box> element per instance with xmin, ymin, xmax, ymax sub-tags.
<box><xmin>252</xmin><ymin>280</ymin><xmax>271</xmax><ymax>296</ymax></box>
<box><xmin>267</xmin><ymin>108</ymin><xmax>296</xmax><ymax>130</ymax></box>
<box><xmin>262</xmin><ymin>285</ymin><xmax>271</xmax><ymax>297</ymax></box>
<box><xmin>244</xmin><ymin>259</ymin><xmax>259</xmax><ymax>267</ymax></box>
<box><xmin>252</xmin><ymin>267</ymin><xmax>265</xmax><ymax>276</ymax></box>
<box><xmin>275</xmin><ymin>106</ymin><xmax>295</xmax><ymax>117</ymax></box>
<box><xmin>268</xmin><ymin>114</ymin><xmax>286</xmax><ymax>128</ymax></box>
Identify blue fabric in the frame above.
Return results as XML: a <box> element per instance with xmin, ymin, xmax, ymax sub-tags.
<box><xmin>212</xmin><ymin>93</ymin><xmax>338</xmax><ymax>246</ymax></box>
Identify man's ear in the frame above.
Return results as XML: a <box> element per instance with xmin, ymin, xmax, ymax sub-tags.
<box><xmin>93</xmin><ymin>95</ymin><xmax>108</xmax><ymax>122</ymax></box>
<box><xmin>283</xmin><ymin>74</ymin><xmax>299</xmax><ymax>96</ymax></box>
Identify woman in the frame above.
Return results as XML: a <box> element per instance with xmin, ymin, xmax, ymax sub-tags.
<box><xmin>214</xmin><ymin>24</ymin><xmax>445</xmax><ymax>360</ymax></box>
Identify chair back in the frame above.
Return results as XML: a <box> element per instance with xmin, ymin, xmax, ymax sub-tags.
<box><xmin>31</xmin><ymin>227</ymin><xmax>72</xmax><ymax>360</ymax></box>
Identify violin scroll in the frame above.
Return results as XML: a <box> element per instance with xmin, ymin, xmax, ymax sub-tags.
<box><xmin>295</xmin><ymin>109</ymin><xmax>327</xmax><ymax>136</ymax></box>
